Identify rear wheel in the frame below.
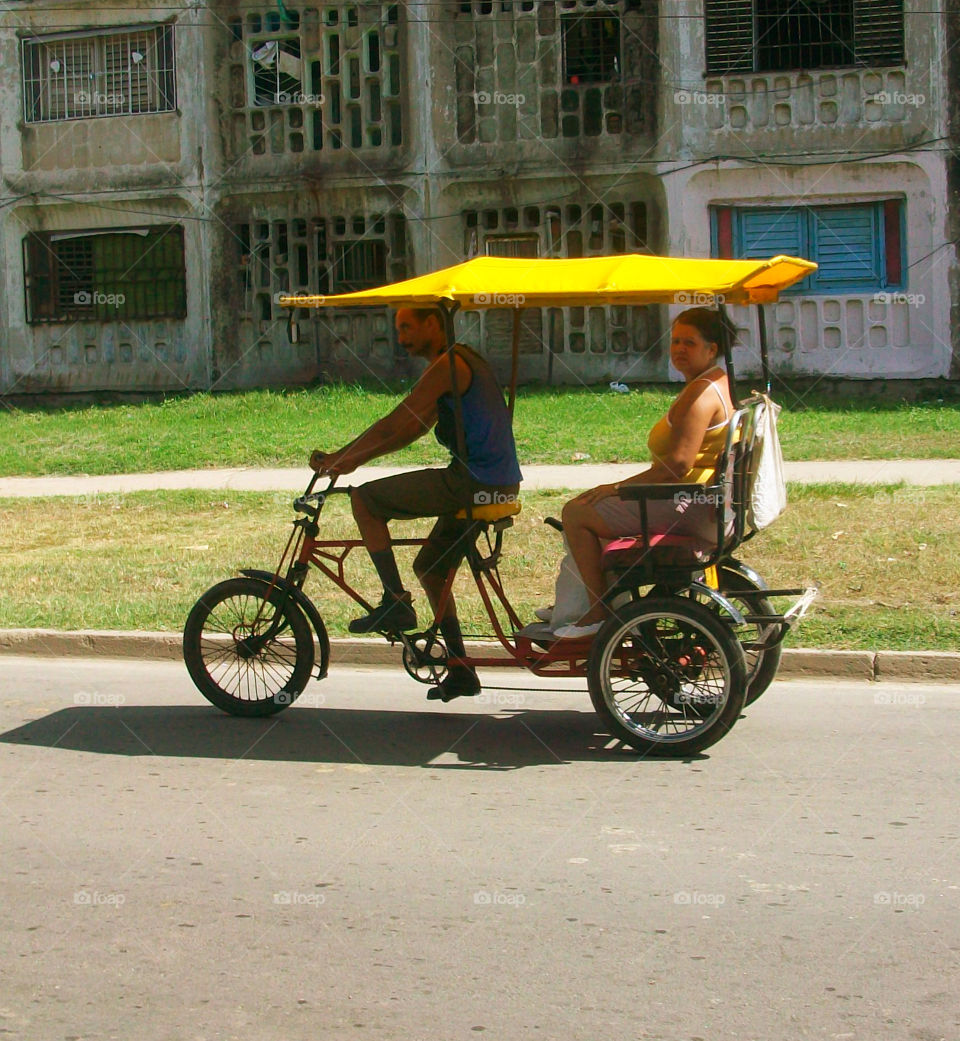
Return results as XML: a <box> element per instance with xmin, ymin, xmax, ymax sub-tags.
<box><xmin>588</xmin><ymin>596</ymin><xmax>747</xmax><ymax>757</ymax></box>
<box><xmin>183</xmin><ymin>577</ymin><xmax>315</xmax><ymax>716</ymax></box>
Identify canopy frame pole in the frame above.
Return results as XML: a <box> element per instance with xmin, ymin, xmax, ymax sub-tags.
<box><xmin>508</xmin><ymin>308</ymin><xmax>521</xmax><ymax>419</ymax></box>
<box><xmin>756</xmin><ymin>302</ymin><xmax>772</xmax><ymax>394</ymax></box>
<box><xmin>440</xmin><ymin>300</ymin><xmax>472</xmax><ymax>523</ymax></box>
<box><xmin>716</xmin><ymin>300</ymin><xmax>740</xmax><ymax>408</ymax></box>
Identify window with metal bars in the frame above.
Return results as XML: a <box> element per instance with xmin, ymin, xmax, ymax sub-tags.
<box><xmin>704</xmin><ymin>0</ymin><xmax>904</xmax><ymax>74</ymax></box>
<box><xmin>23</xmin><ymin>226</ymin><xmax>187</xmax><ymax>323</ymax></box>
<box><xmin>562</xmin><ymin>13</ymin><xmax>621</xmax><ymax>83</ymax></box>
<box><xmin>332</xmin><ymin>240</ymin><xmax>387</xmax><ymax>291</ymax></box>
<box><xmin>22</xmin><ymin>24</ymin><xmax>176</xmax><ymax>123</ymax></box>
<box><xmin>484</xmin><ymin>235</ymin><xmax>540</xmax><ymax>259</ymax></box>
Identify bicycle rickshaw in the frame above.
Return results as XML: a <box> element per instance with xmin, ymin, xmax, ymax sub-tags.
<box><xmin>183</xmin><ymin>253</ymin><xmax>818</xmax><ymax>756</ymax></box>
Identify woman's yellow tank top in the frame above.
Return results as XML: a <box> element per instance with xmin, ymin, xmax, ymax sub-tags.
<box><xmin>647</xmin><ymin>378</ymin><xmax>730</xmax><ymax>484</ymax></box>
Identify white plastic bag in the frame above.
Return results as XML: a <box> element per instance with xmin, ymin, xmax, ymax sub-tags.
<box><xmin>748</xmin><ymin>396</ymin><xmax>787</xmax><ymax>530</ymax></box>
<box><xmin>543</xmin><ymin>534</ymin><xmax>592</xmax><ymax>629</ymax></box>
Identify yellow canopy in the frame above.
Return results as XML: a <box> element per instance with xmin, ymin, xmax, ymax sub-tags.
<box><xmin>279</xmin><ymin>253</ymin><xmax>817</xmax><ymax>310</ymax></box>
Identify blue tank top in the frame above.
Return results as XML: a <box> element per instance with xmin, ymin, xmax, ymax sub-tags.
<box><xmin>435</xmin><ymin>345</ymin><xmax>523</xmax><ymax>486</ymax></box>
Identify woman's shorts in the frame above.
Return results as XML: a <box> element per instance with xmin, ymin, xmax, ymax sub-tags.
<box><xmin>594</xmin><ymin>491</ymin><xmax>721</xmax><ymax>545</ymax></box>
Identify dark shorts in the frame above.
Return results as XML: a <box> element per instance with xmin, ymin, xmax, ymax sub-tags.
<box><xmin>355</xmin><ymin>465</ymin><xmax>521</xmax><ymax>577</ymax></box>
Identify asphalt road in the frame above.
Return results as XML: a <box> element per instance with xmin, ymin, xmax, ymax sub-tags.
<box><xmin>1</xmin><ymin>657</ymin><xmax>957</xmax><ymax>1041</ymax></box>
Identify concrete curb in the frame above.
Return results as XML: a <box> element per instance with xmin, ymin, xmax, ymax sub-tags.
<box><xmin>0</xmin><ymin>629</ymin><xmax>956</xmax><ymax>681</ymax></box>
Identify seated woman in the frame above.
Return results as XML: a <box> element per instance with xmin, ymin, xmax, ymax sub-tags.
<box><xmin>552</xmin><ymin>307</ymin><xmax>735</xmax><ymax>640</ymax></box>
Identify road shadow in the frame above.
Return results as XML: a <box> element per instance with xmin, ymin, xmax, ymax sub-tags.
<box><xmin>0</xmin><ymin>704</ymin><xmax>706</xmax><ymax>768</ymax></box>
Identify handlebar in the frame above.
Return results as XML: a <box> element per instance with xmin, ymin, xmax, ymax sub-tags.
<box><xmin>293</xmin><ymin>472</ymin><xmax>354</xmax><ymax>519</ymax></box>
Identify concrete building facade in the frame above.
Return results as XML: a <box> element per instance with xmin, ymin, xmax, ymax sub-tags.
<box><xmin>0</xmin><ymin>0</ymin><xmax>955</xmax><ymax>395</ymax></box>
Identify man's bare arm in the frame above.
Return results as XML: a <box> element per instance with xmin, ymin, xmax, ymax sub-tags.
<box><xmin>310</xmin><ymin>352</ymin><xmax>471</xmax><ymax>475</ymax></box>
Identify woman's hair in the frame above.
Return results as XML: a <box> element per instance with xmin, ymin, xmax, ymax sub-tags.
<box><xmin>673</xmin><ymin>307</ymin><xmax>737</xmax><ymax>356</ymax></box>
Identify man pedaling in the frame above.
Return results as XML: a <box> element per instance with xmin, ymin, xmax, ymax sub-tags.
<box><xmin>309</xmin><ymin>306</ymin><xmax>523</xmax><ymax>703</ymax></box>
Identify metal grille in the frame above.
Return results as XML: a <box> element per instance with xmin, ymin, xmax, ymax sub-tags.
<box><xmin>332</xmin><ymin>240</ymin><xmax>387</xmax><ymax>291</ymax></box>
<box><xmin>24</xmin><ymin>226</ymin><xmax>187</xmax><ymax>323</ymax></box>
<box><xmin>704</xmin><ymin>0</ymin><xmax>904</xmax><ymax>73</ymax></box>
<box><xmin>22</xmin><ymin>24</ymin><xmax>176</xmax><ymax>123</ymax></box>
<box><xmin>756</xmin><ymin>0</ymin><xmax>856</xmax><ymax>71</ymax></box>
<box><xmin>484</xmin><ymin>236</ymin><xmax>540</xmax><ymax>259</ymax></box>
<box><xmin>562</xmin><ymin>14</ymin><xmax>621</xmax><ymax>83</ymax></box>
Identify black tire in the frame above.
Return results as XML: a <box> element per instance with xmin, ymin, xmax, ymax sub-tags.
<box><xmin>718</xmin><ymin>564</ymin><xmax>783</xmax><ymax>706</ymax></box>
<box><xmin>587</xmin><ymin>596</ymin><xmax>747</xmax><ymax>757</ymax></box>
<box><xmin>183</xmin><ymin>577</ymin><xmax>315</xmax><ymax>717</ymax></box>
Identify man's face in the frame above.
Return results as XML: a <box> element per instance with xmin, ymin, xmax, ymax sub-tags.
<box><xmin>395</xmin><ymin>309</ymin><xmax>437</xmax><ymax>358</ymax></box>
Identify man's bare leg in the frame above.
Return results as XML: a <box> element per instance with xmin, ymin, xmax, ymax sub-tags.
<box><xmin>347</xmin><ymin>489</ymin><xmax>416</xmax><ymax>631</ymax></box>
<box><xmin>415</xmin><ymin>566</ymin><xmax>480</xmax><ymax>700</ymax></box>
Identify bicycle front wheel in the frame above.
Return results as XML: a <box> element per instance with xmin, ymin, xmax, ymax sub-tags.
<box><xmin>183</xmin><ymin>577</ymin><xmax>315</xmax><ymax>716</ymax></box>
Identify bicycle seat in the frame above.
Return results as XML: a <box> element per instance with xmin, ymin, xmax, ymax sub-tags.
<box><xmin>454</xmin><ymin>500</ymin><xmax>522</xmax><ymax>524</ymax></box>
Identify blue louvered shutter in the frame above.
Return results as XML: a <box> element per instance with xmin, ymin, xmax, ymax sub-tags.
<box><xmin>735</xmin><ymin>208</ymin><xmax>805</xmax><ymax>259</ymax></box>
<box><xmin>810</xmin><ymin>205</ymin><xmax>883</xmax><ymax>291</ymax></box>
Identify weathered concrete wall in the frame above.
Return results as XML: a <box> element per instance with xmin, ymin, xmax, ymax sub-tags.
<box><xmin>658</xmin><ymin>0</ymin><xmax>953</xmax><ymax>380</ymax></box>
<box><xmin>0</xmin><ymin>0</ymin><xmax>956</xmax><ymax>394</ymax></box>
<box><xmin>21</xmin><ymin>113</ymin><xmax>181</xmax><ymax>171</ymax></box>
<box><xmin>0</xmin><ymin>1</ymin><xmax>211</xmax><ymax>394</ymax></box>
<box><xmin>2</xmin><ymin>196</ymin><xmax>209</xmax><ymax>393</ymax></box>
<box><xmin>947</xmin><ymin>0</ymin><xmax>960</xmax><ymax>380</ymax></box>
<box><xmin>669</xmin><ymin>158</ymin><xmax>951</xmax><ymax>380</ymax></box>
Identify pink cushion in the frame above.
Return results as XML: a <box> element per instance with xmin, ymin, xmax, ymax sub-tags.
<box><xmin>603</xmin><ymin>534</ymin><xmax>697</xmax><ymax>553</ymax></box>
<box><xmin>602</xmin><ymin>533</ymin><xmax>706</xmax><ymax>569</ymax></box>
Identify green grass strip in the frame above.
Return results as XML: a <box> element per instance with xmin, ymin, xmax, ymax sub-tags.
<box><xmin>2</xmin><ymin>385</ymin><xmax>959</xmax><ymax>476</ymax></box>
<box><xmin>1</xmin><ymin>484</ymin><xmax>957</xmax><ymax>651</ymax></box>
